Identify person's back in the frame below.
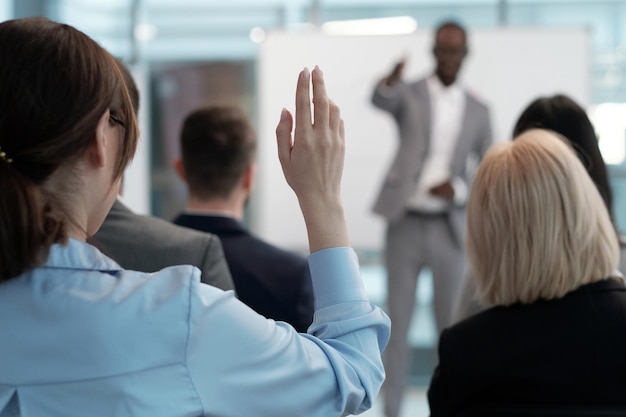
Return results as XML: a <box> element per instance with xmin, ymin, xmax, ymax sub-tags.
<box><xmin>172</xmin><ymin>106</ymin><xmax>313</xmax><ymax>331</ymax></box>
<box><xmin>1</xmin><ymin>238</ymin><xmax>327</xmax><ymax>416</ymax></box>
<box><xmin>0</xmin><ymin>240</ymin><xmax>210</xmax><ymax>415</ymax></box>
<box><xmin>173</xmin><ymin>213</ymin><xmax>313</xmax><ymax>330</ymax></box>
<box><xmin>432</xmin><ymin>279</ymin><xmax>626</xmax><ymax>416</ymax></box>
<box><xmin>95</xmin><ymin>199</ymin><xmax>235</xmax><ymax>291</ymax></box>
<box><xmin>428</xmin><ymin>130</ymin><xmax>623</xmax><ymax>416</ymax></box>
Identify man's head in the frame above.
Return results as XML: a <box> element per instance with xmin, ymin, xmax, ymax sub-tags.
<box><xmin>432</xmin><ymin>21</ymin><xmax>468</xmax><ymax>86</ymax></box>
<box><xmin>177</xmin><ymin>106</ymin><xmax>257</xmax><ymax>202</ymax></box>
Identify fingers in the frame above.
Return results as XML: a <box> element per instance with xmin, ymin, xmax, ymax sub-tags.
<box><xmin>288</xmin><ymin>65</ymin><xmax>340</xmax><ymax>137</ymax></box>
<box><xmin>295</xmin><ymin>68</ymin><xmax>312</xmax><ymax>130</ymax></box>
<box><xmin>312</xmin><ymin>66</ymin><xmax>329</xmax><ymax>128</ymax></box>
<box><xmin>276</xmin><ymin>108</ymin><xmax>293</xmax><ymax>166</ymax></box>
<box><xmin>329</xmin><ymin>99</ymin><xmax>341</xmax><ymax>131</ymax></box>
<box><xmin>339</xmin><ymin>118</ymin><xmax>345</xmax><ymax>140</ymax></box>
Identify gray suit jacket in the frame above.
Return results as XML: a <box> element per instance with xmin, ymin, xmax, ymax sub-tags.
<box><xmin>92</xmin><ymin>200</ymin><xmax>235</xmax><ymax>291</ymax></box>
<box><xmin>371</xmin><ymin>77</ymin><xmax>492</xmax><ymax>244</ymax></box>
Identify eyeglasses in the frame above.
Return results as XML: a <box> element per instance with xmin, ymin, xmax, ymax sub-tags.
<box><xmin>433</xmin><ymin>47</ymin><xmax>467</xmax><ymax>58</ymax></box>
<box><xmin>109</xmin><ymin>111</ymin><xmax>126</xmax><ymax>129</ymax></box>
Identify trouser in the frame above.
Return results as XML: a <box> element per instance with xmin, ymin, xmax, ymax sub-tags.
<box><xmin>383</xmin><ymin>212</ymin><xmax>465</xmax><ymax>417</ymax></box>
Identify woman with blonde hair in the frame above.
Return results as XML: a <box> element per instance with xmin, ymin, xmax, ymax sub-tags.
<box><xmin>0</xmin><ymin>17</ymin><xmax>389</xmax><ymax>416</ymax></box>
<box><xmin>428</xmin><ymin>129</ymin><xmax>624</xmax><ymax>416</ymax></box>
<box><xmin>453</xmin><ymin>93</ymin><xmax>622</xmax><ymax>321</ymax></box>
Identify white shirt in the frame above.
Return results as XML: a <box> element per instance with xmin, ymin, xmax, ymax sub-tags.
<box><xmin>407</xmin><ymin>75</ymin><xmax>467</xmax><ymax>212</ymax></box>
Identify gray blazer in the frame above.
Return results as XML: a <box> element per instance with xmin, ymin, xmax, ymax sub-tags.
<box><xmin>371</xmin><ymin>77</ymin><xmax>492</xmax><ymax>244</ymax></box>
<box><xmin>92</xmin><ymin>200</ymin><xmax>235</xmax><ymax>291</ymax></box>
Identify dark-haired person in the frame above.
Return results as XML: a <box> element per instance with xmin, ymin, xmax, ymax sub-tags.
<box><xmin>93</xmin><ymin>61</ymin><xmax>235</xmax><ymax>292</ymax></box>
<box><xmin>370</xmin><ymin>20</ymin><xmax>492</xmax><ymax>417</ymax></box>
<box><xmin>454</xmin><ymin>93</ymin><xmax>625</xmax><ymax>321</ymax></box>
<box><xmin>173</xmin><ymin>106</ymin><xmax>313</xmax><ymax>332</ymax></box>
<box><xmin>428</xmin><ymin>129</ymin><xmax>625</xmax><ymax>416</ymax></box>
<box><xmin>514</xmin><ymin>94</ymin><xmax>614</xmax><ymax>217</ymax></box>
<box><xmin>0</xmin><ymin>17</ymin><xmax>389</xmax><ymax>416</ymax></box>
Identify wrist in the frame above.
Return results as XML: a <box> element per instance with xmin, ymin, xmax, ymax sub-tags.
<box><xmin>299</xmin><ymin>198</ymin><xmax>350</xmax><ymax>252</ymax></box>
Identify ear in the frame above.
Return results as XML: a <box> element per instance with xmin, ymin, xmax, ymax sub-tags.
<box><xmin>174</xmin><ymin>158</ymin><xmax>187</xmax><ymax>183</ymax></box>
<box><xmin>242</xmin><ymin>163</ymin><xmax>256</xmax><ymax>192</ymax></box>
<box><xmin>87</xmin><ymin>111</ymin><xmax>111</xmax><ymax>169</ymax></box>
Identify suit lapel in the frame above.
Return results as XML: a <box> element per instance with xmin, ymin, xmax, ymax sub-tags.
<box><xmin>414</xmin><ymin>80</ymin><xmax>432</xmax><ymax>150</ymax></box>
<box><xmin>450</xmin><ymin>92</ymin><xmax>476</xmax><ymax>176</ymax></box>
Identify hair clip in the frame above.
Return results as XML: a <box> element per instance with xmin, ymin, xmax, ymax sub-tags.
<box><xmin>0</xmin><ymin>146</ymin><xmax>13</xmax><ymax>164</ymax></box>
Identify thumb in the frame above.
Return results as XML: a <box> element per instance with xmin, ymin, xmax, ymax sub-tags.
<box><xmin>276</xmin><ymin>108</ymin><xmax>293</xmax><ymax>166</ymax></box>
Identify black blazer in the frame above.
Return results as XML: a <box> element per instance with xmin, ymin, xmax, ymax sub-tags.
<box><xmin>173</xmin><ymin>213</ymin><xmax>314</xmax><ymax>332</ymax></box>
<box><xmin>428</xmin><ymin>278</ymin><xmax>626</xmax><ymax>417</ymax></box>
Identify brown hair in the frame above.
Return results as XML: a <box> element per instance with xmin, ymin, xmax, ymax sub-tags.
<box><xmin>180</xmin><ymin>106</ymin><xmax>256</xmax><ymax>200</ymax></box>
<box><xmin>0</xmin><ymin>17</ymin><xmax>139</xmax><ymax>281</ymax></box>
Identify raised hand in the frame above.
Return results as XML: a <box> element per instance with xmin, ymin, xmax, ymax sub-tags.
<box><xmin>276</xmin><ymin>66</ymin><xmax>349</xmax><ymax>252</ymax></box>
<box><xmin>385</xmin><ymin>58</ymin><xmax>406</xmax><ymax>87</ymax></box>
<box><xmin>429</xmin><ymin>180</ymin><xmax>455</xmax><ymax>200</ymax></box>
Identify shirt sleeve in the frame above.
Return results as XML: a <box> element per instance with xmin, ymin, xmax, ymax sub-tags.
<box><xmin>185</xmin><ymin>247</ymin><xmax>390</xmax><ymax>417</ymax></box>
<box><xmin>375</xmin><ymin>80</ymin><xmax>400</xmax><ymax>98</ymax></box>
<box><xmin>371</xmin><ymin>78</ymin><xmax>405</xmax><ymax>115</ymax></box>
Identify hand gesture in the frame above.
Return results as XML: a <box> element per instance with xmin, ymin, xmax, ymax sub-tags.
<box><xmin>385</xmin><ymin>57</ymin><xmax>406</xmax><ymax>87</ymax></box>
<box><xmin>429</xmin><ymin>180</ymin><xmax>455</xmax><ymax>200</ymax></box>
<box><xmin>276</xmin><ymin>66</ymin><xmax>349</xmax><ymax>252</ymax></box>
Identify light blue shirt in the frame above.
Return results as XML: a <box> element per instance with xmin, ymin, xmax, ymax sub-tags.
<box><xmin>0</xmin><ymin>239</ymin><xmax>390</xmax><ymax>416</ymax></box>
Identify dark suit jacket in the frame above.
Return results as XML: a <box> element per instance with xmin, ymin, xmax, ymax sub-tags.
<box><xmin>428</xmin><ymin>278</ymin><xmax>626</xmax><ymax>417</ymax></box>
<box><xmin>173</xmin><ymin>213</ymin><xmax>314</xmax><ymax>332</ymax></box>
<box><xmin>92</xmin><ymin>200</ymin><xmax>234</xmax><ymax>291</ymax></box>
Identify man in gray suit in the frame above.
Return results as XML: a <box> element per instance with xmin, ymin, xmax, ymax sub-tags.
<box><xmin>371</xmin><ymin>21</ymin><xmax>492</xmax><ymax>417</ymax></box>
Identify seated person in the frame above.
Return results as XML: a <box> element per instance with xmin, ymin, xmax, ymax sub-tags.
<box><xmin>93</xmin><ymin>59</ymin><xmax>234</xmax><ymax>291</ymax></box>
<box><xmin>95</xmin><ymin>197</ymin><xmax>235</xmax><ymax>291</ymax></box>
<box><xmin>0</xmin><ymin>17</ymin><xmax>390</xmax><ymax>416</ymax></box>
<box><xmin>454</xmin><ymin>94</ymin><xmax>622</xmax><ymax>321</ymax></box>
<box><xmin>428</xmin><ymin>129</ymin><xmax>624</xmax><ymax>416</ymax></box>
<box><xmin>173</xmin><ymin>106</ymin><xmax>313</xmax><ymax>332</ymax></box>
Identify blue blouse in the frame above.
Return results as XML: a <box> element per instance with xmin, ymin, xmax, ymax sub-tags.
<box><xmin>0</xmin><ymin>239</ymin><xmax>390</xmax><ymax>416</ymax></box>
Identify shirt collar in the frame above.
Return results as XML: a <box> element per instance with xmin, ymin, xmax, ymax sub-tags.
<box><xmin>182</xmin><ymin>207</ymin><xmax>239</xmax><ymax>219</ymax></box>
<box><xmin>427</xmin><ymin>75</ymin><xmax>463</xmax><ymax>97</ymax></box>
<box><xmin>44</xmin><ymin>238</ymin><xmax>122</xmax><ymax>272</ymax></box>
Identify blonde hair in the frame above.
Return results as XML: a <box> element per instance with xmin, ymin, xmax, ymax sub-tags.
<box><xmin>467</xmin><ymin>129</ymin><xmax>619</xmax><ymax>306</ymax></box>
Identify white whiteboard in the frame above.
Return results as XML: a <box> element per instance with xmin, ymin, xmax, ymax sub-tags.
<box><xmin>254</xmin><ymin>28</ymin><xmax>590</xmax><ymax>252</ymax></box>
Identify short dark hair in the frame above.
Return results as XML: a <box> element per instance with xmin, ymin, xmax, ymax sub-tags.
<box><xmin>513</xmin><ymin>94</ymin><xmax>613</xmax><ymax>218</ymax></box>
<box><xmin>434</xmin><ymin>20</ymin><xmax>467</xmax><ymax>44</ymax></box>
<box><xmin>180</xmin><ymin>106</ymin><xmax>256</xmax><ymax>200</ymax></box>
